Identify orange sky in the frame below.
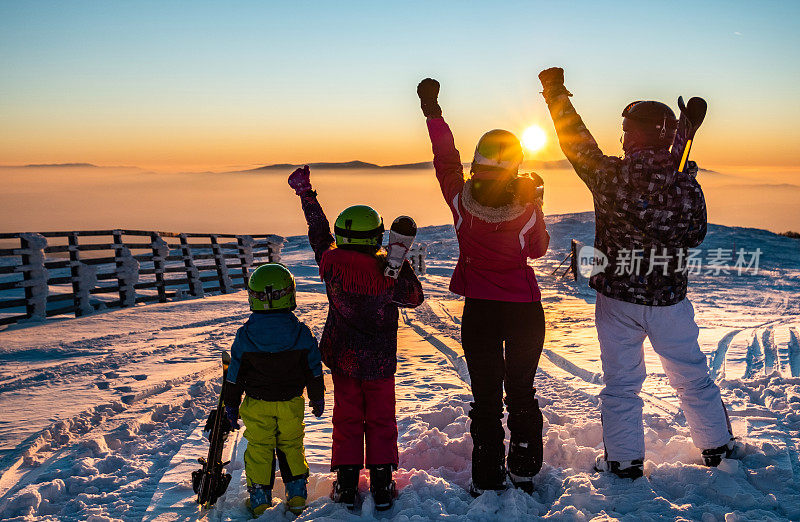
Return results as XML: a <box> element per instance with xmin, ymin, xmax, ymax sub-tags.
<box><xmin>2</xmin><ymin>3</ymin><xmax>799</xmax><ymax>172</ymax></box>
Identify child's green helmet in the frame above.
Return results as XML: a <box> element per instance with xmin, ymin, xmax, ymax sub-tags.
<box><xmin>333</xmin><ymin>205</ymin><xmax>385</xmax><ymax>247</ymax></box>
<box><xmin>247</xmin><ymin>263</ymin><xmax>296</xmax><ymax>311</ymax></box>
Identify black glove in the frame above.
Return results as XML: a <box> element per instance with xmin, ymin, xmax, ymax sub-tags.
<box><xmin>684</xmin><ymin>160</ymin><xmax>699</xmax><ymax>179</ymax></box>
<box><xmin>538</xmin><ymin>67</ymin><xmax>572</xmax><ymax>98</ymax></box>
<box><xmin>507</xmin><ymin>172</ymin><xmax>544</xmax><ymax>204</ymax></box>
<box><xmin>224</xmin><ymin>405</ymin><xmax>240</xmax><ymax>430</ymax></box>
<box><xmin>417</xmin><ymin>78</ymin><xmax>442</xmax><ymax>118</ymax></box>
<box><xmin>310</xmin><ymin>399</ymin><xmax>325</xmax><ymax>418</ymax></box>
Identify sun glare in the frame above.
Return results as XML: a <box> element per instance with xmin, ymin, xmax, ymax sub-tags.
<box><xmin>522</xmin><ymin>125</ymin><xmax>547</xmax><ymax>152</ymax></box>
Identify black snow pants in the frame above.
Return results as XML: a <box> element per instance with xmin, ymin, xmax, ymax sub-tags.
<box><xmin>461</xmin><ymin>298</ymin><xmax>545</xmax><ymax>489</ymax></box>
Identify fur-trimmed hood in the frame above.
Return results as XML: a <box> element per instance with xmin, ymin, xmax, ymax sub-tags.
<box><xmin>461</xmin><ymin>179</ymin><xmax>530</xmax><ymax>223</ymax></box>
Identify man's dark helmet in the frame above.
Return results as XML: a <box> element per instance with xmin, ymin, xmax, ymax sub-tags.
<box><xmin>622</xmin><ymin>101</ymin><xmax>678</xmax><ymax>152</ymax></box>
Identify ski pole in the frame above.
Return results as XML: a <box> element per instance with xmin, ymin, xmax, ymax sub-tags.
<box><xmin>551</xmin><ymin>250</ymin><xmax>573</xmax><ymax>276</ymax></box>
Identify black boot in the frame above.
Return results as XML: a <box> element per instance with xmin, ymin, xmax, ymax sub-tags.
<box><xmin>469</xmin><ymin>442</ymin><xmax>507</xmax><ymax>496</ymax></box>
<box><xmin>594</xmin><ymin>455</ymin><xmax>644</xmax><ymax>479</ymax></box>
<box><xmin>507</xmin><ymin>440</ymin><xmax>542</xmax><ymax>493</ymax></box>
<box><xmin>702</xmin><ymin>438</ymin><xmax>742</xmax><ymax>467</ymax></box>
<box><xmin>330</xmin><ymin>466</ymin><xmax>360</xmax><ymax>509</ymax></box>
<box><xmin>468</xmin><ymin>404</ymin><xmax>507</xmax><ymax>496</ymax></box>
<box><xmin>368</xmin><ymin>465</ymin><xmax>396</xmax><ymax>511</ymax></box>
<box><xmin>505</xmin><ymin>396</ymin><xmax>543</xmax><ymax>493</ymax></box>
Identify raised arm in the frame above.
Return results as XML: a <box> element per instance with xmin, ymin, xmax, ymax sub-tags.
<box><xmin>538</xmin><ymin>68</ymin><xmax>622</xmax><ymax>192</ymax></box>
<box><xmin>288</xmin><ymin>166</ymin><xmax>336</xmax><ymax>264</ymax></box>
<box><xmin>417</xmin><ymin>78</ymin><xmax>465</xmax><ymax>202</ymax></box>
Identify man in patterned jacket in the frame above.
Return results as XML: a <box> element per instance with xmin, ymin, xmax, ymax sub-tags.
<box><xmin>538</xmin><ymin>67</ymin><xmax>739</xmax><ymax>479</ymax></box>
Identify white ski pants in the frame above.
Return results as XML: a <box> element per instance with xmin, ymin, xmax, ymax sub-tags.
<box><xmin>596</xmin><ymin>293</ymin><xmax>732</xmax><ymax>461</ymax></box>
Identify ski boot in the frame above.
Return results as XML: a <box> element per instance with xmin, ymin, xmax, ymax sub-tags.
<box><xmin>246</xmin><ymin>483</ymin><xmax>272</xmax><ymax>517</ymax></box>
<box><xmin>469</xmin><ymin>443</ymin><xmax>507</xmax><ymax>497</ymax></box>
<box><xmin>507</xmin><ymin>440</ymin><xmax>543</xmax><ymax>494</ymax></box>
<box><xmin>369</xmin><ymin>465</ymin><xmax>397</xmax><ymax>511</ymax></box>
<box><xmin>702</xmin><ymin>438</ymin><xmax>744</xmax><ymax>467</ymax></box>
<box><xmin>594</xmin><ymin>455</ymin><xmax>644</xmax><ymax>480</ymax></box>
<box><xmin>330</xmin><ymin>466</ymin><xmax>360</xmax><ymax>509</ymax></box>
<box><xmin>284</xmin><ymin>478</ymin><xmax>308</xmax><ymax>515</ymax></box>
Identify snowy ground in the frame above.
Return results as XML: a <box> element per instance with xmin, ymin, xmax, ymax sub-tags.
<box><xmin>1</xmin><ymin>212</ymin><xmax>799</xmax><ymax>521</ymax></box>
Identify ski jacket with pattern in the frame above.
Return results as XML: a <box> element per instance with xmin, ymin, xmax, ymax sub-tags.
<box><xmin>426</xmin><ymin>117</ymin><xmax>549</xmax><ymax>303</ymax></box>
<box><xmin>224</xmin><ymin>311</ymin><xmax>324</xmax><ymax>407</ymax></box>
<box><xmin>542</xmin><ymin>90</ymin><xmax>707</xmax><ymax>306</ymax></box>
<box><xmin>299</xmin><ymin>192</ymin><xmax>425</xmax><ymax>380</ymax></box>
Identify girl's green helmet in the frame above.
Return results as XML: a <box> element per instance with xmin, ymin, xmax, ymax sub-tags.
<box><xmin>334</xmin><ymin>205</ymin><xmax>385</xmax><ymax>247</ymax></box>
<box><xmin>247</xmin><ymin>263</ymin><xmax>296</xmax><ymax>311</ymax></box>
<box><xmin>471</xmin><ymin>129</ymin><xmax>523</xmax><ymax>176</ymax></box>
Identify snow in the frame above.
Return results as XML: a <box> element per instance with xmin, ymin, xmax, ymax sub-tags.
<box><xmin>150</xmin><ymin>236</ymin><xmax>170</xmax><ymax>261</ymax></box>
<box><xmin>75</xmin><ymin>262</ymin><xmax>99</xmax><ymax>315</ymax></box>
<box><xmin>115</xmin><ymin>246</ymin><xmax>140</xmax><ymax>307</ymax></box>
<box><xmin>1</xmin><ymin>212</ymin><xmax>799</xmax><ymax>520</ymax></box>
<box><xmin>237</xmin><ymin>236</ymin><xmax>255</xmax><ymax>269</ymax></box>
<box><xmin>16</xmin><ymin>233</ymin><xmax>49</xmax><ymax>321</ymax></box>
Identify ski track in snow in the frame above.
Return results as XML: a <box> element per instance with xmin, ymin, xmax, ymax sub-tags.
<box><xmin>709</xmin><ymin>329</ymin><xmax>743</xmax><ymax>380</ymax></box>
<box><xmin>1</xmin><ymin>214</ymin><xmax>800</xmax><ymax>520</ymax></box>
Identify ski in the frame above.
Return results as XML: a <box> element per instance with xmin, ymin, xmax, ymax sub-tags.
<box><xmin>192</xmin><ymin>351</ymin><xmax>233</xmax><ymax>509</ymax></box>
<box><xmin>672</xmin><ymin>96</ymin><xmax>707</xmax><ymax>173</ymax></box>
<box><xmin>384</xmin><ymin>216</ymin><xmax>417</xmax><ymax>279</ymax></box>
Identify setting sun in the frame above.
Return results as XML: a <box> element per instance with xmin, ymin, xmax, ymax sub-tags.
<box><xmin>522</xmin><ymin>125</ymin><xmax>547</xmax><ymax>152</ymax></box>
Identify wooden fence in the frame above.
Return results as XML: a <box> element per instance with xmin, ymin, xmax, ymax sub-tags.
<box><xmin>0</xmin><ymin>230</ymin><xmax>284</xmax><ymax>326</ymax></box>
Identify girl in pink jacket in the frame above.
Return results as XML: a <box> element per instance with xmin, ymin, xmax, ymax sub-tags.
<box><xmin>417</xmin><ymin>78</ymin><xmax>550</xmax><ymax>495</ymax></box>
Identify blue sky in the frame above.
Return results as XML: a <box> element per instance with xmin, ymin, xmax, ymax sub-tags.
<box><xmin>1</xmin><ymin>1</ymin><xmax>798</xmax><ymax>168</ymax></box>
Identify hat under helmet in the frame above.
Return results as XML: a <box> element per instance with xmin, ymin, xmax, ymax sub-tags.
<box><xmin>334</xmin><ymin>205</ymin><xmax>384</xmax><ymax>248</ymax></box>
<box><xmin>471</xmin><ymin>129</ymin><xmax>524</xmax><ymax>179</ymax></box>
<box><xmin>247</xmin><ymin>263</ymin><xmax>296</xmax><ymax>311</ymax></box>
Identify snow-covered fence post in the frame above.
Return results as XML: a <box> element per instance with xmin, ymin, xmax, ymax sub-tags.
<box><xmin>265</xmin><ymin>235</ymin><xmax>284</xmax><ymax>263</ymax></box>
<box><xmin>236</xmin><ymin>235</ymin><xmax>255</xmax><ymax>286</ymax></box>
<box><xmin>210</xmin><ymin>235</ymin><xmax>233</xmax><ymax>294</ymax></box>
<box><xmin>112</xmin><ymin>230</ymin><xmax>139</xmax><ymax>307</ymax></box>
<box><xmin>179</xmin><ymin>234</ymin><xmax>203</xmax><ymax>297</ymax></box>
<box><xmin>18</xmin><ymin>233</ymin><xmax>48</xmax><ymax>320</ymax></box>
<box><xmin>68</xmin><ymin>232</ymin><xmax>97</xmax><ymax>317</ymax></box>
<box><xmin>409</xmin><ymin>242</ymin><xmax>427</xmax><ymax>275</ymax></box>
<box><xmin>150</xmin><ymin>232</ymin><xmax>169</xmax><ymax>303</ymax></box>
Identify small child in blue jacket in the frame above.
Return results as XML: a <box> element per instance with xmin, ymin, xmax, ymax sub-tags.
<box><xmin>223</xmin><ymin>263</ymin><xmax>324</xmax><ymax>516</ymax></box>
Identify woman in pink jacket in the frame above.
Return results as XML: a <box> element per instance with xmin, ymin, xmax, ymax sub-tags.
<box><xmin>417</xmin><ymin>78</ymin><xmax>550</xmax><ymax>495</ymax></box>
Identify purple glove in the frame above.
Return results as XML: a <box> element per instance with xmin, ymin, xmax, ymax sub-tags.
<box><xmin>288</xmin><ymin>165</ymin><xmax>312</xmax><ymax>195</ymax></box>
<box><xmin>224</xmin><ymin>405</ymin><xmax>240</xmax><ymax>430</ymax></box>
<box><xmin>310</xmin><ymin>399</ymin><xmax>324</xmax><ymax>418</ymax></box>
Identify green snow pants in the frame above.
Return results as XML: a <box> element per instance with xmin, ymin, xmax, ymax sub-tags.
<box><xmin>240</xmin><ymin>395</ymin><xmax>309</xmax><ymax>487</ymax></box>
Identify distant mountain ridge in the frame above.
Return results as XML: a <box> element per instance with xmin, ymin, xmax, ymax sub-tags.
<box><xmin>236</xmin><ymin>158</ymin><xmax>573</xmax><ymax>173</ymax></box>
<box><xmin>3</xmin><ymin>159</ymin><xmax>716</xmax><ymax>173</ymax></box>
<box><xmin>17</xmin><ymin>163</ymin><xmax>99</xmax><ymax>168</ymax></box>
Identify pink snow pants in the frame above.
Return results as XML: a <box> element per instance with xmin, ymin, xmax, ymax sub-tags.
<box><xmin>330</xmin><ymin>373</ymin><xmax>398</xmax><ymax>470</ymax></box>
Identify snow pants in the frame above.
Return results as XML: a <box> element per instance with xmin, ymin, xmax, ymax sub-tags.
<box><xmin>330</xmin><ymin>373</ymin><xmax>398</xmax><ymax>470</ymax></box>
<box><xmin>461</xmin><ymin>298</ymin><xmax>545</xmax><ymax>455</ymax></box>
<box><xmin>596</xmin><ymin>293</ymin><xmax>732</xmax><ymax>461</ymax></box>
<box><xmin>240</xmin><ymin>395</ymin><xmax>309</xmax><ymax>487</ymax></box>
